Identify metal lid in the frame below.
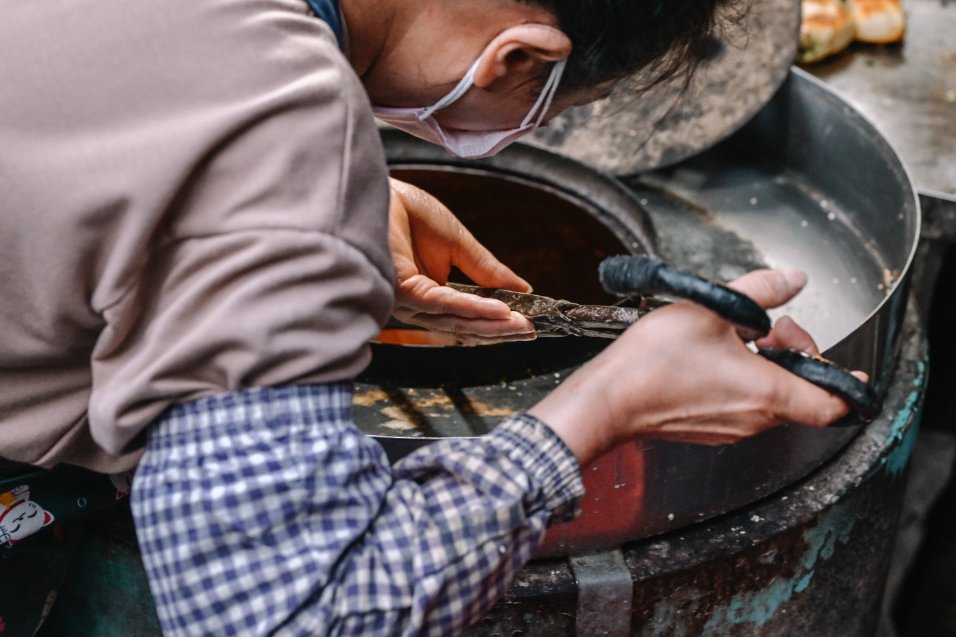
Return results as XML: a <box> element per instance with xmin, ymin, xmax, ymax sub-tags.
<box><xmin>528</xmin><ymin>0</ymin><xmax>799</xmax><ymax>175</ymax></box>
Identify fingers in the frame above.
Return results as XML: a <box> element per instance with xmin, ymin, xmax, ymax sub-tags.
<box><xmin>756</xmin><ymin>315</ymin><xmax>821</xmax><ymax>356</ymax></box>
<box><xmin>395</xmin><ymin>311</ymin><xmax>536</xmax><ymax>339</ymax></box>
<box><xmin>757</xmin><ymin>317</ymin><xmax>877</xmax><ymax>424</ymax></box>
<box><xmin>394</xmin><ymin>274</ymin><xmax>535</xmax><ymax>338</ymax></box>
<box><xmin>769</xmin><ymin>365</ymin><xmax>852</xmax><ymax>427</ymax></box>
<box><xmin>397</xmin><ymin>274</ymin><xmax>514</xmax><ymax>319</ymax></box>
<box><xmin>727</xmin><ymin>269</ymin><xmax>808</xmax><ymax>310</ymax></box>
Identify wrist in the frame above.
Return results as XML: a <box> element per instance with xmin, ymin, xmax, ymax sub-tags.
<box><xmin>528</xmin><ymin>373</ymin><xmax>619</xmax><ymax>466</ymax></box>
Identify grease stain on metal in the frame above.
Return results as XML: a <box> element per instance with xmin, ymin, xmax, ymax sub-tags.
<box><xmin>378</xmin><ymin>408</ymin><xmax>420</xmax><ymax>431</ymax></box>
<box><xmin>353</xmin><ymin>388</ymin><xmax>389</xmax><ymax>406</ymax></box>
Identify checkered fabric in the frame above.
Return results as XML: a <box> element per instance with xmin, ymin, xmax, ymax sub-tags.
<box><xmin>131</xmin><ymin>383</ymin><xmax>583</xmax><ymax>636</ymax></box>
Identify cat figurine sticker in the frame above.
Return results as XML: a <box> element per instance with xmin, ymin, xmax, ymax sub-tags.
<box><xmin>0</xmin><ymin>486</ymin><xmax>54</xmax><ymax>547</ymax></box>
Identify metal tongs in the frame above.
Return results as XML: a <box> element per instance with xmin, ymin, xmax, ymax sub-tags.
<box><xmin>446</xmin><ymin>284</ymin><xmax>654</xmax><ymax>339</ymax></box>
<box><xmin>450</xmin><ymin>255</ymin><xmax>882</xmax><ymax>424</ymax></box>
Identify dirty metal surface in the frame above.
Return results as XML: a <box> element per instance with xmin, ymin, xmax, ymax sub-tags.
<box><xmin>34</xmin><ymin>314</ymin><xmax>925</xmax><ymax>637</ymax></box>
<box><xmin>626</xmin><ymin>68</ymin><xmax>919</xmax><ymax>377</ymax></box>
<box><xmin>365</xmin><ymin>94</ymin><xmax>918</xmax><ymax>553</ymax></box>
<box><xmin>569</xmin><ymin>550</ymin><xmax>634</xmax><ymax>637</ymax></box>
<box><xmin>369</xmin><ymin>73</ymin><xmax>919</xmax><ymax>552</ymax></box>
<box><xmin>623</xmin><ymin>310</ymin><xmax>927</xmax><ymax>636</ymax></box>
<box><xmin>467</xmin><ymin>309</ymin><xmax>927</xmax><ymax>636</ymax></box>
<box><xmin>528</xmin><ymin>0</ymin><xmax>799</xmax><ymax>174</ymax></box>
<box><xmin>628</xmin><ymin>158</ymin><xmax>891</xmax><ymax>355</ymax></box>
<box><xmin>806</xmin><ymin>0</ymin><xmax>956</xmax><ymax>199</ymax></box>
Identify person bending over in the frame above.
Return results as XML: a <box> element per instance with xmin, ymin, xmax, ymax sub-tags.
<box><xmin>0</xmin><ymin>0</ymin><xmax>856</xmax><ymax>634</ymax></box>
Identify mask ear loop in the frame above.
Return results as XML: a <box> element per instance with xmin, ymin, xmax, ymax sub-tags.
<box><xmin>418</xmin><ymin>57</ymin><xmax>567</xmax><ymax>125</ymax></box>
<box><xmin>417</xmin><ymin>59</ymin><xmax>483</xmax><ymax>121</ymax></box>
<box><xmin>522</xmin><ymin>58</ymin><xmax>567</xmax><ymax>128</ymax></box>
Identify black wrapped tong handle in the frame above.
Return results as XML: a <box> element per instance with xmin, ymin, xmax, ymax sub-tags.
<box><xmin>758</xmin><ymin>349</ymin><xmax>881</xmax><ymax>423</ymax></box>
<box><xmin>600</xmin><ymin>255</ymin><xmax>771</xmax><ymax>342</ymax></box>
<box><xmin>598</xmin><ymin>255</ymin><xmax>882</xmax><ymax>424</ymax></box>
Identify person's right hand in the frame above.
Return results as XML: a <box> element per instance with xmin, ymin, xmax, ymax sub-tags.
<box><xmin>529</xmin><ymin>269</ymin><xmax>865</xmax><ymax>465</ymax></box>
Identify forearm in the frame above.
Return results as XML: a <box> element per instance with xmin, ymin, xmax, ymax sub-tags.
<box><xmin>528</xmin><ymin>363</ymin><xmax>620</xmax><ymax>465</ymax></box>
<box><xmin>130</xmin><ymin>383</ymin><xmax>582</xmax><ymax>637</ymax></box>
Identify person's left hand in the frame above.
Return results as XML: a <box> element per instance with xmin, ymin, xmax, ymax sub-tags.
<box><xmin>388</xmin><ymin>178</ymin><xmax>536</xmax><ymax>345</ymax></box>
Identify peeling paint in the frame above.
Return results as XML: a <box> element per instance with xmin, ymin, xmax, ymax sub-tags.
<box><xmin>698</xmin><ymin>505</ymin><xmax>856</xmax><ymax>633</ymax></box>
<box><xmin>794</xmin><ymin>571</ymin><xmax>812</xmax><ymax>593</ymax></box>
<box><xmin>880</xmin><ymin>357</ymin><xmax>927</xmax><ymax>476</ymax></box>
<box><xmin>648</xmin><ymin>589</ymin><xmax>701</xmax><ymax>637</ymax></box>
<box><xmin>884</xmin><ymin>413</ymin><xmax>922</xmax><ymax>476</ymax></box>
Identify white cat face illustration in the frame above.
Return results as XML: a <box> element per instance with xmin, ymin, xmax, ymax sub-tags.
<box><xmin>0</xmin><ymin>498</ymin><xmax>54</xmax><ymax>545</ymax></box>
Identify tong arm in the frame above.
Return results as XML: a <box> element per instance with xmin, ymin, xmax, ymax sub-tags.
<box><xmin>446</xmin><ymin>283</ymin><xmax>644</xmax><ymax>338</ymax></box>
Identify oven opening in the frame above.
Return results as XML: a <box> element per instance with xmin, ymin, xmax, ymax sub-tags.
<box><xmin>360</xmin><ymin>166</ymin><xmax>647</xmax><ymax>388</ymax></box>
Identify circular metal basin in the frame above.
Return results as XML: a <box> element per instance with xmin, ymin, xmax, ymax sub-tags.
<box><xmin>357</xmin><ymin>69</ymin><xmax>920</xmax><ymax>555</ymax></box>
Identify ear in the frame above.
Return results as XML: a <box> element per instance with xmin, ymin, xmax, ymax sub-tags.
<box><xmin>472</xmin><ymin>24</ymin><xmax>572</xmax><ymax>88</ymax></box>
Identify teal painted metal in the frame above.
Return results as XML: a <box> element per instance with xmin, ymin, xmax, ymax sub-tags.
<box><xmin>700</xmin><ymin>504</ymin><xmax>857</xmax><ymax>633</ymax></box>
<box><xmin>883</xmin><ymin>359</ymin><xmax>928</xmax><ymax>476</ymax></box>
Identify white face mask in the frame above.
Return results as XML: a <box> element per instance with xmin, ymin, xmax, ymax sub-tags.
<box><xmin>373</xmin><ymin>57</ymin><xmax>567</xmax><ymax>159</ymax></box>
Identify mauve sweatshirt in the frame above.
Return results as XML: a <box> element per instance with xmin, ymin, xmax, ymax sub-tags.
<box><xmin>0</xmin><ymin>0</ymin><xmax>394</xmax><ymax>472</ymax></box>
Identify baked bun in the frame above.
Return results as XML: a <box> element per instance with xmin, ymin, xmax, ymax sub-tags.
<box><xmin>799</xmin><ymin>0</ymin><xmax>856</xmax><ymax>63</ymax></box>
<box><xmin>847</xmin><ymin>0</ymin><xmax>906</xmax><ymax>43</ymax></box>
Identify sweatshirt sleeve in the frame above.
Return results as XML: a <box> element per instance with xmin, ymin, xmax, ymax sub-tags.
<box><xmin>130</xmin><ymin>383</ymin><xmax>583</xmax><ymax>637</ymax></box>
<box><xmin>82</xmin><ymin>3</ymin><xmax>395</xmax><ymax>459</ymax></box>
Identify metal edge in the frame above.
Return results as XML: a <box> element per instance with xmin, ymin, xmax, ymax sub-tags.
<box><xmin>786</xmin><ymin>67</ymin><xmax>922</xmax><ymax>359</ymax></box>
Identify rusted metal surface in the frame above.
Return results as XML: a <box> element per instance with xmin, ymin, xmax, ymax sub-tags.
<box><xmin>464</xmin><ymin>559</ymin><xmax>577</xmax><ymax>637</ymax></box>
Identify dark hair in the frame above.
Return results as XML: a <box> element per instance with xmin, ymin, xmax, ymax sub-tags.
<box><xmin>531</xmin><ymin>0</ymin><xmax>745</xmax><ymax>91</ymax></box>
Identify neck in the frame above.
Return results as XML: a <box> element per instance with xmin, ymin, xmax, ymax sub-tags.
<box><xmin>339</xmin><ymin>0</ymin><xmax>394</xmax><ymax>77</ymax></box>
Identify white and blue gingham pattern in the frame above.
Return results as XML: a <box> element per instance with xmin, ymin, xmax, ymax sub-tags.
<box><xmin>131</xmin><ymin>383</ymin><xmax>583</xmax><ymax>636</ymax></box>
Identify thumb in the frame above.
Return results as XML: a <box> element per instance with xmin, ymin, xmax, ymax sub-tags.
<box><xmin>726</xmin><ymin>269</ymin><xmax>808</xmax><ymax>310</ymax></box>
